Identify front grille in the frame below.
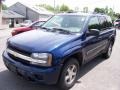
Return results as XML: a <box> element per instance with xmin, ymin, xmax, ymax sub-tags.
<box><xmin>6</xmin><ymin>44</ymin><xmax>46</xmax><ymax>68</ymax></box>
<box><xmin>8</xmin><ymin>52</ymin><xmax>44</xmax><ymax>68</ymax></box>
<box><xmin>7</xmin><ymin>43</ymin><xmax>31</xmax><ymax>66</ymax></box>
<box><xmin>8</xmin><ymin>53</ymin><xmax>30</xmax><ymax>65</ymax></box>
<box><xmin>7</xmin><ymin>44</ymin><xmax>31</xmax><ymax>56</ymax></box>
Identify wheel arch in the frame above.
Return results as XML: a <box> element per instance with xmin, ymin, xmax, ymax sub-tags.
<box><xmin>61</xmin><ymin>51</ymin><xmax>84</xmax><ymax>67</ymax></box>
<box><xmin>109</xmin><ymin>35</ymin><xmax>115</xmax><ymax>45</ymax></box>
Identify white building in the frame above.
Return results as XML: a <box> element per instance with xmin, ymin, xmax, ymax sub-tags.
<box><xmin>9</xmin><ymin>2</ymin><xmax>54</xmax><ymax>22</ymax></box>
<box><xmin>2</xmin><ymin>10</ymin><xmax>25</xmax><ymax>28</ymax></box>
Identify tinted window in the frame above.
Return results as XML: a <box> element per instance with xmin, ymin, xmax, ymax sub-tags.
<box><xmin>99</xmin><ymin>16</ymin><xmax>107</xmax><ymax>29</ymax></box>
<box><xmin>99</xmin><ymin>16</ymin><xmax>112</xmax><ymax>30</ymax></box>
<box><xmin>88</xmin><ymin>16</ymin><xmax>100</xmax><ymax>30</ymax></box>
<box><xmin>106</xmin><ymin>16</ymin><xmax>112</xmax><ymax>27</ymax></box>
<box><xmin>116</xmin><ymin>19</ymin><xmax>120</xmax><ymax>22</ymax></box>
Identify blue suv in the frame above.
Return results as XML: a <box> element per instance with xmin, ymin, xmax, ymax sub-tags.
<box><xmin>3</xmin><ymin>12</ymin><xmax>116</xmax><ymax>90</ymax></box>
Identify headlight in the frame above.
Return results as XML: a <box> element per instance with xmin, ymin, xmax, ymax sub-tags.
<box><xmin>31</xmin><ymin>53</ymin><xmax>52</xmax><ymax>66</ymax></box>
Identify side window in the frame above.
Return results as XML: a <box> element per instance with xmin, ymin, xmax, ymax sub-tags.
<box><xmin>88</xmin><ymin>16</ymin><xmax>100</xmax><ymax>30</ymax></box>
<box><xmin>99</xmin><ymin>17</ymin><xmax>106</xmax><ymax>30</ymax></box>
<box><xmin>99</xmin><ymin>16</ymin><xmax>112</xmax><ymax>31</ymax></box>
<box><xmin>106</xmin><ymin>16</ymin><xmax>113</xmax><ymax>28</ymax></box>
<box><xmin>99</xmin><ymin>16</ymin><xmax>113</xmax><ymax>30</ymax></box>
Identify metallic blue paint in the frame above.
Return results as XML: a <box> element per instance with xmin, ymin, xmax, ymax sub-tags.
<box><xmin>3</xmin><ymin>51</ymin><xmax>62</xmax><ymax>84</ymax></box>
<box><xmin>2</xmin><ymin>13</ymin><xmax>116</xmax><ymax>84</ymax></box>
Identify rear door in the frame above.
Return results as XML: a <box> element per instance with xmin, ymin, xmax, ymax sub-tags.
<box><xmin>98</xmin><ymin>16</ymin><xmax>113</xmax><ymax>51</ymax></box>
<box><xmin>83</xmin><ymin>16</ymin><xmax>113</xmax><ymax>63</ymax></box>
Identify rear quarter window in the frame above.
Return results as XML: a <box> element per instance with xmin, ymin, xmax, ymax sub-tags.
<box><xmin>99</xmin><ymin>16</ymin><xmax>112</xmax><ymax>30</ymax></box>
<box><xmin>88</xmin><ymin>16</ymin><xmax>100</xmax><ymax>30</ymax></box>
<box><xmin>99</xmin><ymin>16</ymin><xmax>106</xmax><ymax>30</ymax></box>
<box><xmin>106</xmin><ymin>16</ymin><xmax>113</xmax><ymax>28</ymax></box>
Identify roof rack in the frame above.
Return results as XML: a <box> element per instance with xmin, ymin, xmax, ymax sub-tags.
<box><xmin>66</xmin><ymin>11</ymin><xmax>78</xmax><ymax>13</ymax></box>
<box><xmin>92</xmin><ymin>12</ymin><xmax>106</xmax><ymax>15</ymax></box>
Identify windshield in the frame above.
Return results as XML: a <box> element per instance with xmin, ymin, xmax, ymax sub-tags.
<box><xmin>116</xmin><ymin>20</ymin><xmax>120</xmax><ymax>22</ymax></box>
<box><xmin>31</xmin><ymin>21</ymin><xmax>45</xmax><ymax>27</ymax></box>
<box><xmin>42</xmin><ymin>15</ymin><xmax>86</xmax><ymax>33</ymax></box>
<box><xmin>24</xmin><ymin>20</ymin><xmax>32</xmax><ymax>24</ymax></box>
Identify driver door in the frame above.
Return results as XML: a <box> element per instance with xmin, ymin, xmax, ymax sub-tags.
<box><xmin>83</xmin><ymin>16</ymin><xmax>102</xmax><ymax>63</ymax></box>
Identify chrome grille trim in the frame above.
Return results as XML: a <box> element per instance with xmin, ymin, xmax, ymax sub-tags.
<box><xmin>6</xmin><ymin>49</ymin><xmax>46</xmax><ymax>64</ymax></box>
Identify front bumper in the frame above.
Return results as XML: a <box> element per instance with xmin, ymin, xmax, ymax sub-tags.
<box><xmin>2</xmin><ymin>51</ymin><xmax>62</xmax><ymax>85</ymax></box>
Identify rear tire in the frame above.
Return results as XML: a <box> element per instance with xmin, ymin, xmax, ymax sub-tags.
<box><xmin>58</xmin><ymin>58</ymin><xmax>79</xmax><ymax>90</ymax></box>
<box><xmin>103</xmin><ymin>42</ymin><xmax>113</xmax><ymax>59</ymax></box>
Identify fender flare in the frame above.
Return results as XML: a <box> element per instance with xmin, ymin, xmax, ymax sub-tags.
<box><xmin>60</xmin><ymin>46</ymin><xmax>84</xmax><ymax>65</ymax></box>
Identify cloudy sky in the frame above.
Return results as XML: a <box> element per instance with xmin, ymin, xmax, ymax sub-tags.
<box><xmin>4</xmin><ymin>0</ymin><xmax>120</xmax><ymax>13</ymax></box>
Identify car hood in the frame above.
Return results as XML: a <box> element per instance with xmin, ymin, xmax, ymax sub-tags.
<box><xmin>8</xmin><ymin>30</ymin><xmax>81</xmax><ymax>53</ymax></box>
<box><xmin>20</xmin><ymin>23</ymin><xmax>30</xmax><ymax>27</ymax></box>
<box><xmin>14</xmin><ymin>27</ymin><xmax>31</xmax><ymax>31</ymax></box>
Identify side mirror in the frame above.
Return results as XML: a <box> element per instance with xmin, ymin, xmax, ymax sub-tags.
<box><xmin>87</xmin><ymin>29</ymin><xmax>100</xmax><ymax>36</ymax></box>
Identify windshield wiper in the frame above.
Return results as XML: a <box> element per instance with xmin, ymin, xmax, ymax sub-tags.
<box><xmin>52</xmin><ymin>28</ymin><xmax>72</xmax><ymax>34</ymax></box>
<box><xmin>40</xmin><ymin>27</ymin><xmax>52</xmax><ymax>31</ymax></box>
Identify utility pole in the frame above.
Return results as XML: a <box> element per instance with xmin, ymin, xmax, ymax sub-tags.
<box><xmin>0</xmin><ymin>0</ymin><xmax>2</xmax><ymax>27</ymax></box>
<box><xmin>54</xmin><ymin>0</ymin><xmax>55</xmax><ymax>14</ymax></box>
<box><xmin>0</xmin><ymin>0</ymin><xmax>2</xmax><ymax>12</ymax></box>
<box><xmin>0</xmin><ymin>0</ymin><xmax>4</xmax><ymax>12</ymax></box>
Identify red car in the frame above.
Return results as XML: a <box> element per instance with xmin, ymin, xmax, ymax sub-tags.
<box><xmin>114</xmin><ymin>19</ymin><xmax>120</xmax><ymax>29</ymax></box>
<box><xmin>12</xmin><ymin>19</ymin><xmax>47</xmax><ymax>36</ymax></box>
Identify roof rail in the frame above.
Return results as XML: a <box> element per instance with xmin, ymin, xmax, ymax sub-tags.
<box><xmin>92</xmin><ymin>12</ymin><xmax>106</xmax><ymax>15</ymax></box>
<box><xmin>67</xmin><ymin>11</ymin><xmax>78</xmax><ymax>13</ymax></box>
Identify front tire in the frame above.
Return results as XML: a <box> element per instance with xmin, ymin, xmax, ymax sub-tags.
<box><xmin>58</xmin><ymin>58</ymin><xmax>79</xmax><ymax>90</ymax></box>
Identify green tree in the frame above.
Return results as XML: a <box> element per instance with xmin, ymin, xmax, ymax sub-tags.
<box><xmin>108</xmin><ymin>8</ymin><xmax>115</xmax><ymax>20</ymax></box>
<box><xmin>94</xmin><ymin>8</ymin><xmax>105</xmax><ymax>13</ymax></box>
<box><xmin>60</xmin><ymin>4</ymin><xmax>69</xmax><ymax>12</ymax></box>
<box><xmin>108</xmin><ymin>8</ymin><xmax>114</xmax><ymax>15</ymax></box>
<box><xmin>2</xmin><ymin>4</ymin><xmax>7</xmax><ymax>10</ymax></box>
<box><xmin>36</xmin><ymin>4</ymin><xmax>71</xmax><ymax>13</ymax></box>
<box><xmin>105</xmin><ymin>6</ymin><xmax>109</xmax><ymax>14</ymax></box>
<box><xmin>94</xmin><ymin>7</ymin><xmax>117</xmax><ymax>20</ymax></box>
<box><xmin>36</xmin><ymin>4</ymin><xmax>54</xmax><ymax>12</ymax></box>
<box><xmin>54</xmin><ymin>5</ymin><xmax>60</xmax><ymax>13</ymax></box>
<box><xmin>114</xmin><ymin>13</ymin><xmax>120</xmax><ymax>19</ymax></box>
